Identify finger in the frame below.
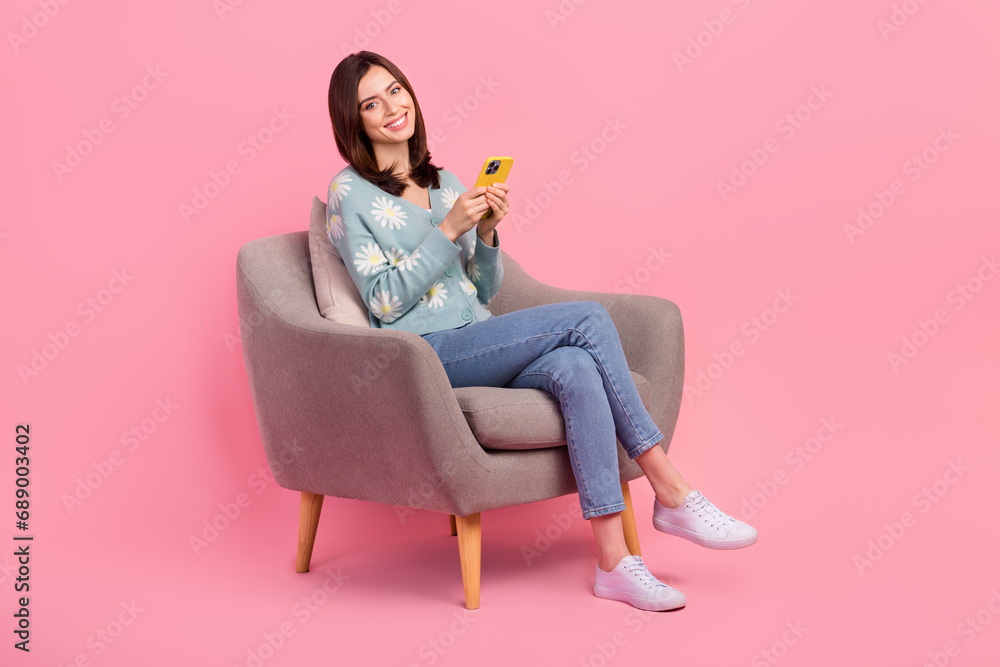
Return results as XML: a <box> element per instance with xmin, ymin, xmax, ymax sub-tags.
<box><xmin>463</xmin><ymin>188</ymin><xmax>487</xmax><ymax>203</ymax></box>
<box><xmin>488</xmin><ymin>189</ymin><xmax>510</xmax><ymax>205</ymax></box>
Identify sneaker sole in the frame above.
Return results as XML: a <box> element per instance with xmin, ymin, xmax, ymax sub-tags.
<box><xmin>652</xmin><ymin>517</ymin><xmax>758</xmax><ymax>549</ymax></box>
<box><xmin>593</xmin><ymin>584</ymin><xmax>687</xmax><ymax>611</ymax></box>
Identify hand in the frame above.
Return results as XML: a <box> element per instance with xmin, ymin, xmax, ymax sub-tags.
<box><xmin>478</xmin><ymin>183</ymin><xmax>510</xmax><ymax>240</ymax></box>
<box><xmin>438</xmin><ymin>186</ymin><xmax>490</xmax><ymax>243</ymax></box>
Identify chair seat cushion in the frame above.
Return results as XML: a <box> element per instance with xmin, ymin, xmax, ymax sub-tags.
<box><xmin>453</xmin><ymin>371</ymin><xmax>652</xmax><ymax>450</ymax></box>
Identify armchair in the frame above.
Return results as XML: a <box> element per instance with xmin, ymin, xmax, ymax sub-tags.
<box><xmin>235</xmin><ymin>230</ymin><xmax>684</xmax><ymax>609</ymax></box>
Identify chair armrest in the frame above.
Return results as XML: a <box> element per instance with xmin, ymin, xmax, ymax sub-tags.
<box><xmin>488</xmin><ymin>251</ymin><xmax>685</xmax><ymax>452</ymax></box>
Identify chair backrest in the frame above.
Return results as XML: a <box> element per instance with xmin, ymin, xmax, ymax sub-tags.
<box><xmin>237</xmin><ymin>232</ymin><xmax>320</xmax><ymax>332</ymax></box>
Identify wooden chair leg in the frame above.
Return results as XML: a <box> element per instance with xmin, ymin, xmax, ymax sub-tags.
<box><xmin>620</xmin><ymin>481</ymin><xmax>642</xmax><ymax>557</ymax></box>
<box><xmin>449</xmin><ymin>514</ymin><xmax>457</xmax><ymax>536</ymax></box>
<box><xmin>296</xmin><ymin>492</ymin><xmax>324</xmax><ymax>573</ymax></box>
<box><xmin>454</xmin><ymin>513</ymin><xmax>481</xmax><ymax>610</ymax></box>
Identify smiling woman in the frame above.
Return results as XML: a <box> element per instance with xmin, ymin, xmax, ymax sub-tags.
<box><xmin>325</xmin><ymin>50</ymin><xmax>505</xmax><ymax>335</ymax></box>
<box><xmin>323</xmin><ymin>50</ymin><xmax>756</xmax><ymax>613</ymax></box>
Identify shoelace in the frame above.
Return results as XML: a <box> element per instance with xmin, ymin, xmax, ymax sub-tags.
<box><xmin>622</xmin><ymin>557</ymin><xmax>669</xmax><ymax>590</ymax></box>
<box><xmin>686</xmin><ymin>493</ymin><xmax>736</xmax><ymax>531</ymax></box>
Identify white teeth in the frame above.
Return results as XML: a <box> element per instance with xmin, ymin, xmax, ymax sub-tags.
<box><xmin>386</xmin><ymin>113</ymin><xmax>406</xmax><ymax>128</ymax></box>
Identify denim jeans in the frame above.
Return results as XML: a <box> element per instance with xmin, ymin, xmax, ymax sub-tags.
<box><xmin>418</xmin><ymin>300</ymin><xmax>664</xmax><ymax>519</ymax></box>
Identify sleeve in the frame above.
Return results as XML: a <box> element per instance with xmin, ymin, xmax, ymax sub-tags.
<box><xmin>445</xmin><ymin>170</ymin><xmax>504</xmax><ymax>306</ymax></box>
<box><xmin>467</xmin><ymin>228</ymin><xmax>504</xmax><ymax>306</ymax></box>
<box><xmin>328</xmin><ymin>184</ymin><xmax>461</xmax><ymax>324</ymax></box>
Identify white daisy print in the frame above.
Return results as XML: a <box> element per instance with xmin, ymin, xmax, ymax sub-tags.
<box><xmin>441</xmin><ymin>187</ymin><xmax>459</xmax><ymax>210</ymax></box>
<box><xmin>385</xmin><ymin>248</ymin><xmax>421</xmax><ymax>271</ymax></box>
<box><xmin>329</xmin><ymin>173</ymin><xmax>353</xmax><ymax>205</ymax></box>
<box><xmin>353</xmin><ymin>242</ymin><xmax>386</xmax><ymax>276</ymax></box>
<box><xmin>385</xmin><ymin>247</ymin><xmax>405</xmax><ymax>267</ymax></box>
<box><xmin>326</xmin><ymin>211</ymin><xmax>345</xmax><ymax>240</ymax></box>
<box><xmin>459</xmin><ymin>276</ymin><xmax>477</xmax><ymax>296</ymax></box>
<box><xmin>419</xmin><ymin>282</ymin><xmax>448</xmax><ymax>309</ymax></box>
<box><xmin>466</xmin><ymin>259</ymin><xmax>481</xmax><ymax>282</ymax></box>
<box><xmin>370</xmin><ymin>290</ymin><xmax>403</xmax><ymax>323</ymax></box>
<box><xmin>371</xmin><ymin>196</ymin><xmax>408</xmax><ymax>230</ymax></box>
<box><xmin>397</xmin><ymin>249</ymin><xmax>420</xmax><ymax>271</ymax></box>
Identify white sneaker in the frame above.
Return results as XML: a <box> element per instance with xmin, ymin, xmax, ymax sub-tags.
<box><xmin>652</xmin><ymin>490</ymin><xmax>758</xmax><ymax>549</ymax></box>
<box><xmin>593</xmin><ymin>555</ymin><xmax>686</xmax><ymax>611</ymax></box>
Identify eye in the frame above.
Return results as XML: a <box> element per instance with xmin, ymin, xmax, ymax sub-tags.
<box><xmin>363</xmin><ymin>87</ymin><xmax>400</xmax><ymax>111</ymax></box>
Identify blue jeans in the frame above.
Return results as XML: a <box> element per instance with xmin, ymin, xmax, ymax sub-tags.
<box><xmin>418</xmin><ymin>300</ymin><xmax>664</xmax><ymax>520</ymax></box>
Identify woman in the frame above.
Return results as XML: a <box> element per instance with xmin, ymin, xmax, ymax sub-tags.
<box><xmin>327</xmin><ymin>51</ymin><xmax>757</xmax><ymax>612</ymax></box>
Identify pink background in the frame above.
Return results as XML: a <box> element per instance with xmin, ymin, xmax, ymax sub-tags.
<box><xmin>4</xmin><ymin>0</ymin><xmax>1000</xmax><ymax>664</ymax></box>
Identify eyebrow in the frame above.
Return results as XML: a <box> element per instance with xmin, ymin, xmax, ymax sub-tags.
<box><xmin>359</xmin><ymin>80</ymin><xmax>400</xmax><ymax>109</ymax></box>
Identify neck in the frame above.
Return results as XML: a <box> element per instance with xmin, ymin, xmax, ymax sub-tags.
<box><xmin>373</xmin><ymin>141</ymin><xmax>411</xmax><ymax>178</ymax></box>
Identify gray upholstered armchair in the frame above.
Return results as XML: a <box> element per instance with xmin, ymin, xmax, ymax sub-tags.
<box><xmin>236</xmin><ymin>229</ymin><xmax>684</xmax><ymax>609</ymax></box>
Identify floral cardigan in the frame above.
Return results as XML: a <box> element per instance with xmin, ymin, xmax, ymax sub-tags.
<box><xmin>326</xmin><ymin>166</ymin><xmax>503</xmax><ymax>335</ymax></box>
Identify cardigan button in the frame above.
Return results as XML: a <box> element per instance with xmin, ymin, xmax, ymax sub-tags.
<box><xmin>431</xmin><ymin>217</ymin><xmax>441</xmax><ymax>225</ymax></box>
<box><xmin>444</xmin><ymin>267</ymin><xmax>454</xmax><ymax>277</ymax></box>
<box><xmin>461</xmin><ymin>310</ymin><xmax>472</xmax><ymax>321</ymax></box>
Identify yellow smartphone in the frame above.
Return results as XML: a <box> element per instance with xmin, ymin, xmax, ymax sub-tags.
<box><xmin>472</xmin><ymin>156</ymin><xmax>513</xmax><ymax>220</ymax></box>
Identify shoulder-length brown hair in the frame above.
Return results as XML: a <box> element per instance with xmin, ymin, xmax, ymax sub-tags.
<box><xmin>329</xmin><ymin>51</ymin><xmax>440</xmax><ymax>194</ymax></box>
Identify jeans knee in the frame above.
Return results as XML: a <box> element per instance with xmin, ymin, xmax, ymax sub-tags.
<box><xmin>545</xmin><ymin>346</ymin><xmax>598</xmax><ymax>384</ymax></box>
<box><xmin>578</xmin><ymin>300</ymin><xmax>613</xmax><ymax>328</ymax></box>
<box><xmin>578</xmin><ymin>300</ymin><xmax>609</xmax><ymax>316</ymax></box>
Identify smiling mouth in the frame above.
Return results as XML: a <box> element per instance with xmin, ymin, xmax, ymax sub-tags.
<box><xmin>384</xmin><ymin>112</ymin><xmax>407</xmax><ymax>129</ymax></box>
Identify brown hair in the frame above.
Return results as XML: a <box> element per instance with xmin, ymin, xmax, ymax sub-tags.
<box><xmin>328</xmin><ymin>51</ymin><xmax>440</xmax><ymax>194</ymax></box>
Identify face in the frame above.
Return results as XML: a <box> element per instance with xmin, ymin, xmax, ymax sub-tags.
<box><xmin>357</xmin><ymin>65</ymin><xmax>415</xmax><ymax>146</ymax></box>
